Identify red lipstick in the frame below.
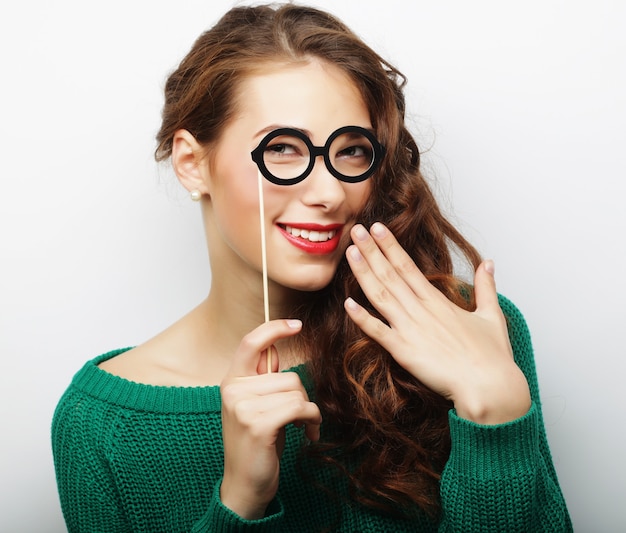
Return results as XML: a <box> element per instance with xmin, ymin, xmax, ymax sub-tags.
<box><xmin>277</xmin><ymin>223</ymin><xmax>343</xmax><ymax>255</ymax></box>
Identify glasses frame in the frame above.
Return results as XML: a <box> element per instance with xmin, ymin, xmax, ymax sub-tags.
<box><xmin>251</xmin><ymin>125</ymin><xmax>386</xmax><ymax>186</ymax></box>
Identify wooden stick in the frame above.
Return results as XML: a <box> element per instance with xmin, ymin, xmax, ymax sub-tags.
<box><xmin>257</xmin><ymin>169</ymin><xmax>273</xmax><ymax>373</ymax></box>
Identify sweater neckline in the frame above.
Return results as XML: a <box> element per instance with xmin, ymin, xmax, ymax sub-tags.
<box><xmin>70</xmin><ymin>348</ymin><xmax>309</xmax><ymax>414</ymax></box>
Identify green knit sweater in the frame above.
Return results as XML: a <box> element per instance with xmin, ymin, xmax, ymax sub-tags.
<box><xmin>52</xmin><ymin>295</ymin><xmax>572</xmax><ymax>532</ymax></box>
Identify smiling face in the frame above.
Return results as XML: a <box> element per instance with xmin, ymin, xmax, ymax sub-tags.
<box><xmin>197</xmin><ymin>59</ymin><xmax>374</xmax><ymax>295</ymax></box>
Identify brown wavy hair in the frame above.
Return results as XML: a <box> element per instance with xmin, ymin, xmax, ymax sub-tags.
<box><xmin>155</xmin><ymin>3</ymin><xmax>482</xmax><ymax>520</ymax></box>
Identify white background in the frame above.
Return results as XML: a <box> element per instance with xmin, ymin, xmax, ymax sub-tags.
<box><xmin>1</xmin><ymin>1</ymin><xmax>624</xmax><ymax>531</ymax></box>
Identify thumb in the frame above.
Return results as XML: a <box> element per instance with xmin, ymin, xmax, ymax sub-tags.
<box><xmin>474</xmin><ymin>259</ymin><xmax>499</xmax><ymax>315</ymax></box>
<box><xmin>226</xmin><ymin>319</ymin><xmax>302</xmax><ymax>378</ymax></box>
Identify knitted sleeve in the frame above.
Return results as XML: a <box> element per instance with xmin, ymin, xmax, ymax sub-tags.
<box><xmin>437</xmin><ymin>295</ymin><xmax>572</xmax><ymax>532</ymax></box>
<box><xmin>51</xmin><ymin>387</ymin><xmax>132</xmax><ymax>532</ymax></box>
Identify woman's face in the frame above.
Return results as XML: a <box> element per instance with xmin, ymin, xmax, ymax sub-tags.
<box><xmin>204</xmin><ymin>59</ymin><xmax>373</xmax><ymax>293</ymax></box>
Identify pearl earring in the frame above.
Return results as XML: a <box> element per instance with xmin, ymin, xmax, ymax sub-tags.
<box><xmin>190</xmin><ymin>190</ymin><xmax>202</xmax><ymax>202</ymax></box>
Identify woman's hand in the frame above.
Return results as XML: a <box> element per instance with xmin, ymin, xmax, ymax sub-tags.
<box><xmin>219</xmin><ymin>319</ymin><xmax>321</xmax><ymax>520</ymax></box>
<box><xmin>345</xmin><ymin>223</ymin><xmax>531</xmax><ymax>425</ymax></box>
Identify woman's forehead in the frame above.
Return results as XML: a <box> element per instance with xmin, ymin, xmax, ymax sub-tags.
<box><xmin>231</xmin><ymin>60</ymin><xmax>371</xmax><ymax>142</ymax></box>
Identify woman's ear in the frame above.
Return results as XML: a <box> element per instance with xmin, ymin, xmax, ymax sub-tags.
<box><xmin>171</xmin><ymin>129</ymin><xmax>212</xmax><ymax>198</ymax></box>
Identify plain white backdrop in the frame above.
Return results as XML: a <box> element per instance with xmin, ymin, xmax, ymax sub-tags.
<box><xmin>1</xmin><ymin>1</ymin><xmax>624</xmax><ymax>531</ymax></box>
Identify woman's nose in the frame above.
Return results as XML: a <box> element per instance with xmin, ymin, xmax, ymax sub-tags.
<box><xmin>299</xmin><ymin>155</ymin><xmax>347</xmax><ymax>210</ymax></box>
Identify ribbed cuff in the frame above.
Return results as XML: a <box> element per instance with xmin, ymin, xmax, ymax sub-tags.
<box><xmin>192</xmin><ymin>482</ymin><xmax>284</xmax><ymax>532</ymax></box>
<box><xmin>446</xmin><ymin>402</ymin><xmax>540</xmax><ymax>479</ymax></box>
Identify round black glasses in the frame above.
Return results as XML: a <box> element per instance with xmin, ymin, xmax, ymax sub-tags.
<box><xmin>251</xmin><ymin>126</ymin><xmax>385</xmax><ymax>186</ymax></box>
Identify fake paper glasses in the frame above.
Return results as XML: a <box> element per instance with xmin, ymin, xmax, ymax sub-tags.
<box><xmin>251</xmin><ymin>126</ymin><xmax>385</xmax><ymax>185</ymax></box>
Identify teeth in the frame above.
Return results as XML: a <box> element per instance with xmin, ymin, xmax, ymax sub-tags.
<box><xmin>285</xmin><ymin>225</ymin><xmax>336</xmax><ymax>242</ymax></box>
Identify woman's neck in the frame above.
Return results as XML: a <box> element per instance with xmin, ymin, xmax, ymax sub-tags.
<box><xmin>199</xmin><ymin>278</ymin><xmax>308</xmax><ymax>370</ymax></box>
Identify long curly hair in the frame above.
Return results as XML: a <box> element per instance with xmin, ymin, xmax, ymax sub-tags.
<box><xmin>155</xmin><ymin>3</ymin><xmax>482</xmax><ymax>519</ymax></box>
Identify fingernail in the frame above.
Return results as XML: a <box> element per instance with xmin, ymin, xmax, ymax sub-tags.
<box><xmin>371</xmin><ymin>222</ymin><xmax>387</xmax><ymax>238</ymax></box>
<box><xmin>353</xmin><ymin>225</ymin><xmax>368</xmax><ymax>241</ymax></box>
<box><xmin>287</xmin><ymin>319</ymin><xmax>302</xmax><ymax>328</ymax></box>
<box><xmin>345</xmin><ymin>297</ymin><xmax>360</xmax><ymax>311</ymax></box>
<box><xmin>484</xmin><ymin>259</ymin><xmax>495</xmax><ymax>275</ymax></box>
<box><xmin>349</xmin><ymin>246</ymin><xmax>363</xmax><ymax>262</ymax></box>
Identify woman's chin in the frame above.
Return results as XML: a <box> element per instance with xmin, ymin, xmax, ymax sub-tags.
<box><xmin>266</xmin><ymin>259</ymin><xmax>342</xmax><ymax>294</ymax></box>
<box><xmin>286</xmin><ymin>278</ymin><xmax>333</xmax><ymax>293</ymax></box>
<box><xmin>274</xmin><ymin>270</ymin><xmax>336</xmax><ymax>293</ymax></box>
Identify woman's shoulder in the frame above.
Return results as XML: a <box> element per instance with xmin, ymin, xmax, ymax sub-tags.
<box><xmin>97</xmin><ymin>320</ymin><xmax>231</xmax><ymax>387</ymax></box>
<box><xmin>97</xmin><ymin>342</ymin><xmax>200</xmax><ymax>387</ymax></box>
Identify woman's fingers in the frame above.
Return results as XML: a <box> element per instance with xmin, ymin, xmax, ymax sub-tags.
<box><xmin>351</xmin><ymin>223</ymin><xmax>435</xmax><ymax>301</ymax></box>
<box><xmin>257</xmin><ymin>346</ymin><xmax>280</xmax><ymax>375</ymax></box>
<box><xmin>229</xmin><ymin>389</ymin><xmax>322</xmax><ymax>441</ymax></box>
<box><xmin>347</xmin><ymin>223</ymin><xmax>444</xmax><ymax>320</ymax></box>
<box><xmin>344</xmin><ymin>297</ymin><xmax>399</xmax><ymax>355</ymax></box>
<box><xmin>222</xmin><ymin>371</ymin><xmax>310</xmax><ymax>404</ymax></box>
<box><xmin>346</xmin><ymin>224</ymin><xmax>433</xmax><ymax>333</ymax></box>
<box><xmin>224</xmin><ymin>319</ymin><xmax>302</xmax><ymax>379</ymax></box>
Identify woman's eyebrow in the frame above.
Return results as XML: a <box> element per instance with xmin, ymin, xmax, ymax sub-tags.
<box><xmin>254</xmin><ymin>124</ymin><xmax>313</xmax><ymax>139</ymax></box>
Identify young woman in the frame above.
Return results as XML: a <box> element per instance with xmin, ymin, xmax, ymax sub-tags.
<box><xmin>52</xmin><ymin>4</ymin><xmax>572</xmax><ymax>532</ymax></box>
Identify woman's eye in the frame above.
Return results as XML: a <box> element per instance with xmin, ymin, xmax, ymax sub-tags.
<box><xmin>338</xmin><ymin>145</ymin><xmax>371</xmax><ymax>158</ymax></box>
<box><xmin>265</xmin><ymin>143</ymin><xmax>298</xmax><ymax>155</ymax></box>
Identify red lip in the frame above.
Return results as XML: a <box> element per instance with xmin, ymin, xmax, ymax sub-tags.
<box><xmin>279</xmin><ymin>222</ymin><xmax>344</xmax><ymax>231</ymax></box>
<box><xmin>277</xmin><ymin>223</ymin><xmax>344</xmax><ymax>255</ymax></box>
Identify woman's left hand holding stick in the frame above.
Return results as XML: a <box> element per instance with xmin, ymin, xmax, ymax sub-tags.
<box><xmin>219</xmin><ymin>319</ymin><xmax>322</xmax><ymax>519</ymax></box>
